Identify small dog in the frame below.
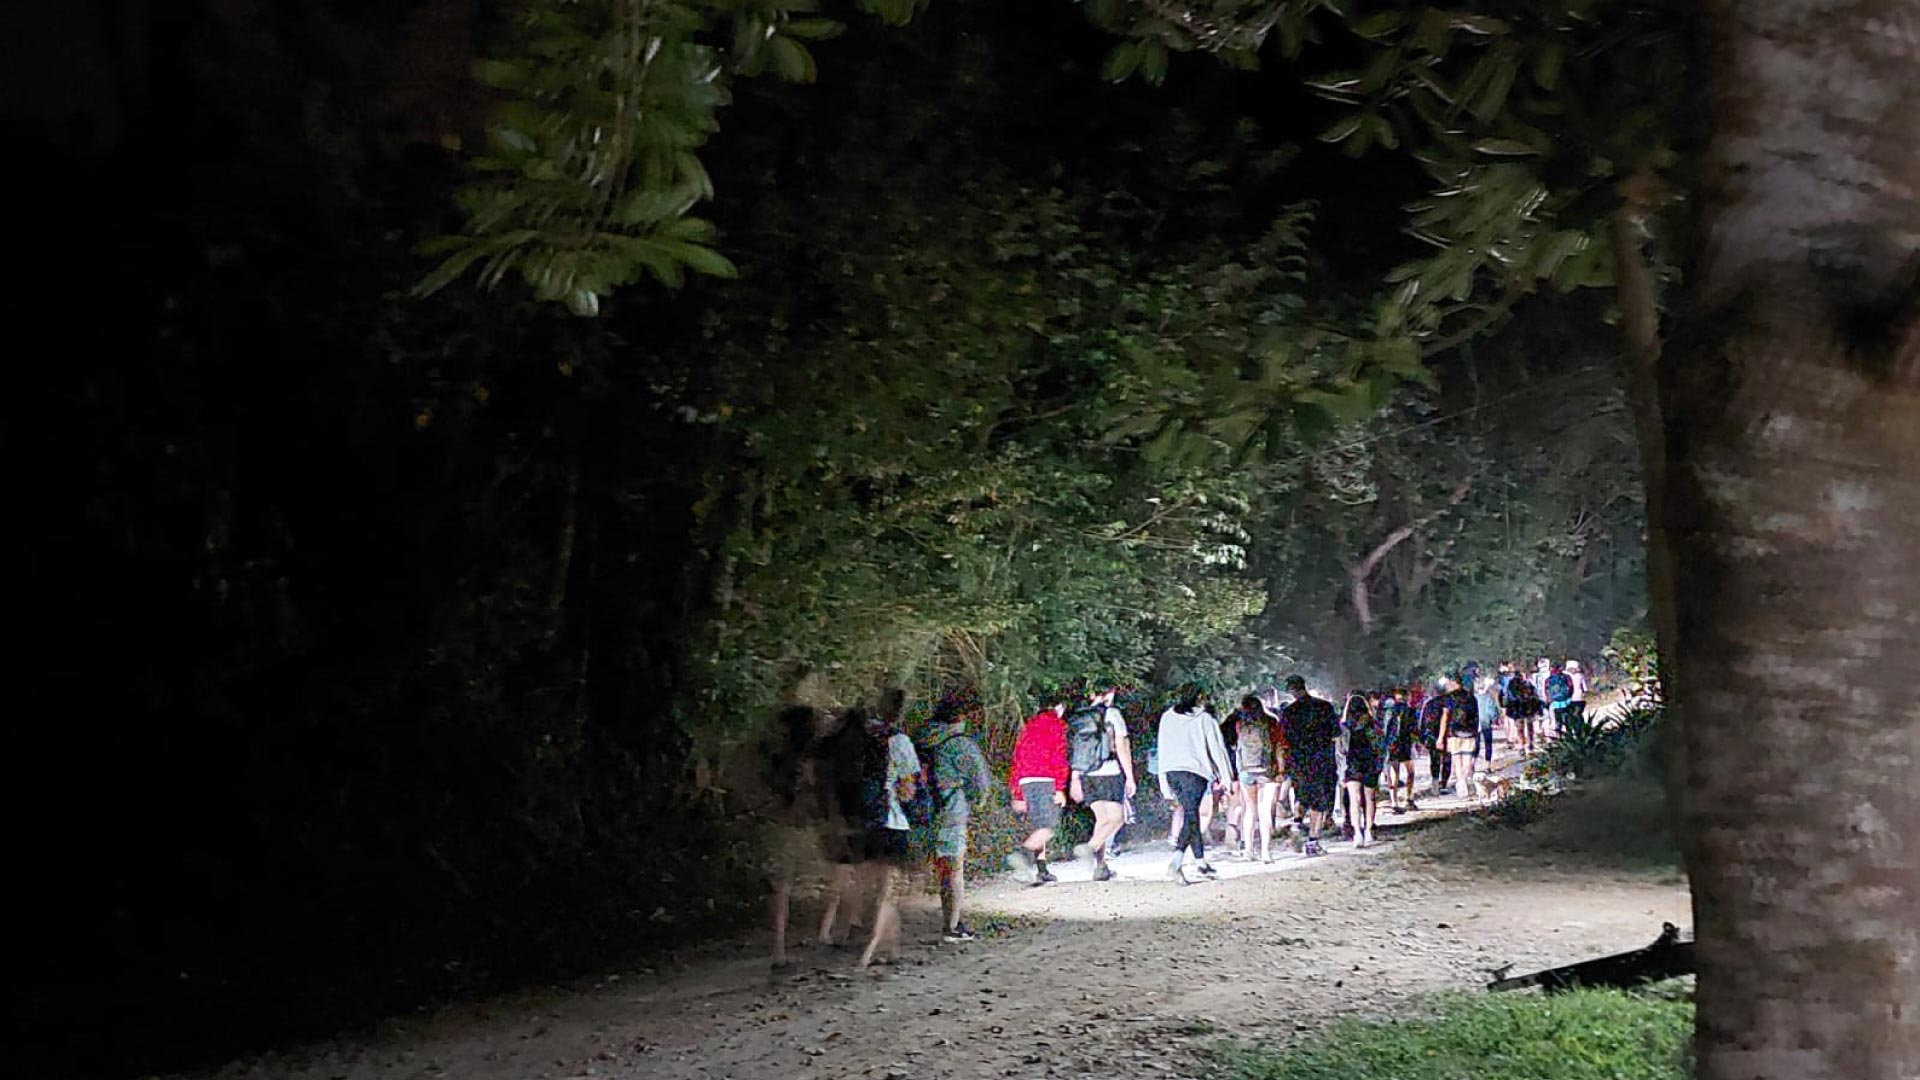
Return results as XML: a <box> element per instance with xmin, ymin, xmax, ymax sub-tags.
<box><xmin>1475</xmin><ymin>773</ymin><xmax>1514</xmax><ymax>803</ymax></box>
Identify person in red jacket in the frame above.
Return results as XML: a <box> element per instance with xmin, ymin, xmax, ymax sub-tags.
<box><xmin>1007</xmin><ymin>694</ymin><xmax>1070</xmax><ymax>885</ymax></box>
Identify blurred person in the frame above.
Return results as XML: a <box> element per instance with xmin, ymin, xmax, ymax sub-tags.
<box><xmin>758</xmin><ymin>704</ymin><xmax>830</xmax><ymax>971</ymax></box>
<box><xmin>1008</xmin><ymin>693</ymin><xmax>1070</xmax><ymax>885</ymax></box>
<box><xmin>1157</xmin><ymin>684</ymin><xmax>1233</xmax><ymax>884</ymax></box>
<box><xmin>858</xmin><ymin>690</ymin><xmax>920</xmax><ymax>969</ymax></box>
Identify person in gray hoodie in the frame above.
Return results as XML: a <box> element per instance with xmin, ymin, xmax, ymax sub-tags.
<box><xmin>1156</xmin><ymin>684</ymin><xmax>1234</xmax><ymax>885</ymax></box>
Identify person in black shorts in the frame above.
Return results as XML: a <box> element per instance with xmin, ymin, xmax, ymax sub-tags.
<box><xmin>1381</xmin><ymin>687</ymin><xmax>1418</xmax><ymax>812</ymax></box>
<box><xmin>1278</xmin><ymin>675</ymin><xmax>1339</xmax><ymax>856</ymax></box>
<box><xmin>1069</xmin><ymin>684</ymin><xmax>1136</xmax><ymax>882</ymax></box>
<box><xmin>1340</xmin><ymin>693</ymin><xmax>1384</xmax><ymax>847</ymax></box>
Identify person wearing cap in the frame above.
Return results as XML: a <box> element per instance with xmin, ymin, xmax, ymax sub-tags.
<box><xmin>1564</xmin><ymin>659</ymin><xmax>1589</xmax><ymax>730</ymax></box>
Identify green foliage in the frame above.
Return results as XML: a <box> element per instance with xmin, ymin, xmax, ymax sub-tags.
<box><xmin>1603</xmin><ymin>623</ymin><xmax>1664</xmax><ymax>703</ymax></box>
<box><xmin>1534</xmin><ymin>704</ymin><xmax>1663</xmax><ymax>782</ymax></box>
<box><xmin>1220</xmin><ymin>990</ymin><xmax>1693</xmax><ymax>1080</ymax></box>
<box><xmin>420</xmin><ymin>0</ymin><xmax>919</xmax><ymax>313</ymax></box>
<box><xmin>1302</xmin><ymin>0</ymin><xmax>1691</xmax><ymax>347</ymax></box>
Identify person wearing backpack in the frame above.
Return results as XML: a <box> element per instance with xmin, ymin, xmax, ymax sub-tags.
<box><xmin>1504</xmin><ymin>673</ymin><xmax>1546</xmax><ymax>754</ymax></box>
<box><xmin>1545</xmin><ymin>662</ymin><xmax>1577</xmax><ymax>740</ymax></box>
<box><xmin>923</xmin><ymin>693</ymin><xmax>993</xmax><ymax>942</ymax></box>
<box><xmin>818</xmin><ymin>690</ymin><xmax>919</xmax><ymax>970</ymax></box>
<box><xmin>1563</xmin><ymin>659</ymin><xmax>1589</xmax><ymax>729</ymax></box>
<box><xmin>1067</xmin><ymin>683</ymin><xmax>1135</xmax><ymax>883</ymax></box>
<box><xmin>1442</xmin><ymin>674</ymin><xmax>1481</xmax><ymax>803</ymax></box>
<box><xmin>1008</xmin><ymin>694</ymin><xmax>1071</xmax><ymax>885</ymax></box>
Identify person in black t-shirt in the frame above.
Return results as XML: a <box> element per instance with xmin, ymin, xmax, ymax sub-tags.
<box><xmin>1418</xmin><ymin>684</ymin><xmax>1451</xmax><ymax>797</ymax></box>
<box><xmin>1380</xmin><ymin>688</ymin><xmax>1420</xmax><ymax>812</ymax></box>
<box><xmin>1279</xmin><ymin>676</ymin><xmax>1339</xmax><ymax>855</ymax></box>
<box><xmin>1442</xmin><ymin>676</ymin><xmax>1481</xmax><ymax>801</ymax></box>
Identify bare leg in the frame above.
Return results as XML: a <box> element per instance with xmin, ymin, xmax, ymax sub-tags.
<box><xmin>1199</xmin><ymin>791</ymin><xmax>1215</xmax><ymax>839</ymax></box>
<box><xmin>935</xmin><ymin>857</ymin><xmax>962</xmax><ymax>933</ymax></box>
<box><xmin>1254</xmin><ymin>782</ymin><xmax>1277</xmax><ymax>859</ymax></box>
<box><xmin>1088</xmin><ymin>803</ymin><xmax>1124</xmax><ymax>869</ymax></box>
<box><xmin>1455</xmin><ymin>752</ymin><xmax>1478</xmax><ymax>803</ymax></box>
<box><xmin>818</xmin><ymin>863</ymin><xmax>853</xmax><ymax>945</ymax></box>
<box><xmin>1343</xmin><ymin>782</ymin><xmax>1362</xmax><ymax>843</ymax></box>
<box><xmin>858</xmin><ymin>865</ymin><xmax>898</xmax><ymax>968</ymax></box>
<box><xmin>771</xmin><ymin>877</ymin><xmax>792</xmax><ymax>965</ymax></box>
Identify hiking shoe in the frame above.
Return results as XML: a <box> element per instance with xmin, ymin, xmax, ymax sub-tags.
<box><xmin>1303</xmin><ymin>840</ymin><xmax>1325</xmax><ymax>857</ymax></box>
<box><xmin>1005</xmin><ymin>849</ymin><xmax>1039</xmax><ymax>883</ymax></box>
<box><xmin>1035</xmin><ymin>866</ymin><xmax>1058</xmax><ymax>885</ymax></box>
<box><xmin>942</xmin><ymin>927</ymin><xmax>979</xmax><ymax>943</ymax></box>
<box><xmin>1194</xmin><ymin>861</ymin><xmax>1219</xmax><ymax>879</ymax></box>
<box><xmin>1093</xmin><ymin>864</ymin><xmax>1117</xmax><ymax>882</ymax></box>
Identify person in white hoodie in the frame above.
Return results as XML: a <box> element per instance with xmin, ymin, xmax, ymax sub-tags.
<box><xmin>1156</xmin><ymin>684</ymin><xmax>1234</xmax><ymax>885</ymax></box>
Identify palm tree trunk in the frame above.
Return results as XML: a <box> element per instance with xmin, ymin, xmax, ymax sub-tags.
<box><xmin>1660</xmin><ymin>3</ymin><xmax>1920</xmax><ymax>1078</ymax></box>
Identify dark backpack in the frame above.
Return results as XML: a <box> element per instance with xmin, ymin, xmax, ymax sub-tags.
<box><xmin>1546</xmin><ymin>672</ymin><xmax>1574</xmax><ymax>704</ymax></box>
<box><xmin>1066</xmin><ymin>704</ymin><xmax>1113</xmax><ymax>775</ymax></box>
<box><xmin>828</xmin><ymin>713</ymin><xmax>892</xmax><ymax>828</ymax></box>
<box><xmin>902</xmin><ymin>734</ymin><xmax>941</xmax><ymax>829</ymax></box>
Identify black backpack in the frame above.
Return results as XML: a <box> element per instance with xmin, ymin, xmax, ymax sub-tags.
<box><xmin>828</xmin><ymin>712</ymin><xmax>891</xmax><ymax>828</ymax></box>
<box><xmin>1066</xmin><ymin>704</ymin><xmax>1113</xmax><ymax>775</ymax></box>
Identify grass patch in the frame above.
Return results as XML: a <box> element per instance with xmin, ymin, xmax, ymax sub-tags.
<box><xmin>1220</xmin><ymin>990</ymin><xmax>1692</xmax><ymax>1080</ymax></box>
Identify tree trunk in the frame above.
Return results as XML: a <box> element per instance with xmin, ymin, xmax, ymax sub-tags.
<box><xmin>1659</xmin><ymin>4</ymin><xmax>1920</xmax><ymax>1078</ymax></box>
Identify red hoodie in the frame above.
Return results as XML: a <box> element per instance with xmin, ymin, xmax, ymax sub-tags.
<box><xmin>1008</xmin><ymin>709</ymin><xmax>1070</xmax><ymax>797</ymax></box>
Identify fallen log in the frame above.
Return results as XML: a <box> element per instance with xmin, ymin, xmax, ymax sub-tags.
<box><xmin>1487</xmin><ymin>923</ymin><xmax>1695</xmax><ymax>993</ymax></box>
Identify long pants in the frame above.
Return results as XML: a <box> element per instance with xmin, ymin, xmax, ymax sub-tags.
<box><xmin>1166</xmin><ymin>770</ymin><xmax>1210</xmax><ymax>861</ymax></box>
<box><xmin>1478</xmin><ymin>728</ymin><xmax>1494</xmax><ymax>761</ymax></box>
<box><xmin>1428</xmin><ymin>743</ymin><xmax>1451</xmax><ymax>791</ymax></box>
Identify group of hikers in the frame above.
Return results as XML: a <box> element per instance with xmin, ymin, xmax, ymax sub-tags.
<box><xmin>758</xmin><ymin>658</ymin><xmax>1593</xmax><ymax>971</ymax></box>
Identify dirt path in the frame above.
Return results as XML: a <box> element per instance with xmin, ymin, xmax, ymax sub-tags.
<box><xmin>198</xmin><ymin>787</ymin><xmax>1689</xmax><ymax>1080</ymax></box>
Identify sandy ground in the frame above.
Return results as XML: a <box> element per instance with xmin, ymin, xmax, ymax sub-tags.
<box><xmin>192</xmin><ymin>761</ymin><xmax>1690</xmax><ymax>1080</ymax></box>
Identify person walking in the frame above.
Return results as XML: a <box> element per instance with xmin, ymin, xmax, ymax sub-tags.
<box><xmin>1279</xmin><ymin>676</ymin><xmax>1339</xmax><ymax>856</ymax></box>
<box><xmin>1156</xmin><ymin>685</ymin><xmax>1233</xmax><ymax>884</ymax></box>
<box><xmin>1227</xmin><ymin>693</ymin><xmax>1284</xmax><ymax>862</ymax></box>
<box><xmin>1564</xmin><ymin>659</ymin><xmax>1590</xmax><ymax>729</ymax></box>
<box><xmin>924</xmin><ymin>694</ymin><xmax>993</xmax><ymax>942</ymax></box>
<box><xmin>1474</xmin><ymin>675</ymin><xmax>1500</xmax><ymax>764</ymax></box>
<box><xmin>1419</xmin><ymin>680</ymin><xmax>1452</xmax><ymax>797</ymax></box>
<box><xmin>1007</xmin><ymin>694</ymin><xmax>1070</xmax><ymax>885</ymax></box>
<box><xmin>1340</xmin><ymin>693</ymin><xmax>1384</xmax><ymax>847</ymax></box>
<box><xmin>1068</xmin><ymin>683</ymin><xmax>1136</xmax><ymax>882</ymax></box>
<box><xmin>758</xmin><ymin>704</ymin><xmax>830</xmax><ymax>972</ymax></box>
<box><xmin>1380</xmin><ymin>687</ymin><xmax>1418</xmax><ymax>812</ymax></box>
<box><xmin>1544</xmin><ymin>662</ymin><xmax>1577</xmax><ymax>741</ymax></box>
<box><xmin>1505</xmin><ymin>674</ymin><xmax>1546</xmax><ymax>754</ymax></box>
<box><xmin>1442</xmin><ymin>676</ymin><xmax>1481</xmax><ymax>805</ymax></box>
